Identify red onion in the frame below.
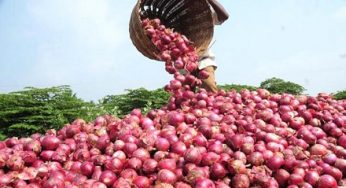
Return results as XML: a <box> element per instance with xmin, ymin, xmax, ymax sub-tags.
<box><xmin>231</xmin><ymin>174</ymin><xmax>250</xmax><ymax>188</ymax></box>
<box><xmin>226</xmin><ymin>134</ymin><xmax>244</xmax><ymax>150</ymax></box>
<box><xmin>158</xmin><ymin>158</ymin><xmax>177</xmax><ymax>171</ymax></box>
<box><xmin>24</xmin><ymin>140</ymin><xmax>42</xmax><ymax>154</ymax></box>
<box><xmin>120</xmin><ymin>168</ymin><xmax>138</xmax><ymax>180</ymax></box>
<box><xmin>334</xmin><ymin>158</ymin><xmax>346</xmax><ymax>174</ymax></box>
<box><xmin>195</xmin><ymin>178</ymin><xmax>216</xmax><ymax>188</ymax></box>
<box><xmin>288</xmin><ymin>174</ymin><xmax>304</xmax><ymax>186</ymax></box>
<box><xmin>143</xmin><ymin>159</ymin><xmax>158</xmax><ymax>173</ymax></box>
<box><xmin>91</xmin><ymin>166</ymin><xmax>102</xmax><ymax>181</ymax></box>
<box><xmin>201</xmin><ymin>152</ymin><xmax>220</xmax><ymax>166</ymax></box>
<box><xmin>43</xmin><ymin>176</ymin><xmax>65</xmax><ymax>188</ymax></box>
<box><xmin>114</xmin><ymin>140</ymin><xmax>125</xmax><ymax>151</ymax></box>
<box><xmin>41</xmin><ymin>135</ymin><xmax>61</xmax><ymax>150</ymax></box>
<box><xmin>105</xmin><ymin>157</ymin><xmax>123</xmax><ymax>173</ymax></box>
<box><xmin>228</xmin><ymin>160</ymin><xmax>246</xmax><ymax>175</ymax></box>
<box><xmin>132</xmin><ymin>148</ymin><xmax>150</xmax><ymax>161</ymax></box>
<box><xmin>247</xmin><ymin>152</ymin><xmax>264</xmax><ymax>166</ymax></box>
<box><xmin>171</xmin><ymin>141</ymin><xmax>187</xmax><ymax>156</ymax></box>
<box><xmin>266</xmin><ymin>155</ymin><xmax>284</xmax><ymax>171</ymax></box>
<box><xmin>233</xmin><ymin>151</ymin><xmax>247</xmax><ymax>164</ymax></box>
<box><xmin>157</xmin><ymin>169</ymin><xmax>177</xmax><ymax>184</ymax></box>
<box><xmin>7</xmin><ymin>155</ymin><xmax>24</xmax><ymax>171</ymax></box>
<box><xmin>99</xmin><ymin>170</ymin><xmax>117</xmax><ymax>187</ymax></box>
<box><xmin>338</xmin><ymin>135</ymin><xmax>346</xmax><ymax>148</ymax></box>
<box><xmin>132</xmin><ymin>176</ymin><xmax>150</xmax><ymax>188</ymax></box>
<box><xmin>81</xmin><ymin>161</ymin><xmax>95</xmax><ymax>177</ymax></box>
<box><xmin>304</xmin><ymin>170</ymin><xmax>320</xmax><ymax>186</ymax></box>
<box><xmin>127</xmin><ymin>157</ymin><xmax>142</xmax><ymax>170</ymax></box>
<box><xmin>124</xmin><ymin>142</ymin><xmax>138</xmax><ymax>156</ymax></box>
<box><xmin>0</xmin><ymin>174</ymin><xmax>11</xmax><ymax>186</ymax></box>
<box><xmin>167</xmin><ymin>112</ymin><xmax>185</xmax><ymax>126</ymax></box>
<box><xmin>208</xmin><ymin>142</ymin><xmax>223</xmax><ymax>154</ymax></box>
<box><xmin>323</xmin><ymin>153</ymin><xmax>337</xmax><ymax>165</ymax></box>
<box><xmin>175</xmin><ymin>182</ymin><xmax>192</xmax><ymax>188</ymax></box>
<box><xmin>211</xmin><ymin>163</ymin><xmax>227</xmax><ymax>179</ymax></box>
<box><xmin>184</xmin><ymin>147</ymin><xmax>202</xmax><ymax>165</ymax></box>
<box><xmin>317</xmin><ymin>174</ymin><xmax>337</xmax><ymax>188</ymax></box>
<box><xmin>275</xmin><ymin>169</ymin><xmax>290</xmax><ymax>187</ymax></box>
<box><xmin>310</xmin><ymin>144</ymin><xmax>328</xmax><ymax>156</ymax></box>
<box><xmin>155</xmin><ymin>137</ymin><xmax>170</xmax><ymax>151</ymax></box>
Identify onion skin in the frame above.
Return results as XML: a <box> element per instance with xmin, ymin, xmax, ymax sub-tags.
<box><xmin>157</xmin><ymin>169</ymin><xmax>177</xmax><ymax>184</ymax></box>
<box><xmin>266</xmin><ymin>155</ymin><xmax>284</xmax><ymax>171</ymax></box>
<box><xmin>274</xmin><ymin>169</ymin><xmax>290</xmax><ymax>187</ymax></box>
<box><xmin>99</xmin><ymin>170</ymin><xmax>117</xmax><ymax>187</ymax></box>
<box><xmin>231</xmin><ymin>174</ymin><xmax>250</xmax><ymax>188</ymax></box>
<box><xmin>304</xmin><ymin>170</ymin><xmax>320</xmax><ymax>186</ymax></box>
<box><xmin>317</xmin><ymin>175</ymin><xmax>338</xmax><ymax>188</ymax></box>
<box><xmin>133</xmin><ymin>176</ymin><xmax>150</xmax><ymax>188</ymax></box>
<box><xmin>195</xmin><ymin>178</ymin><xmax>216</xmax><ymax>188</ymax></box>
<box><xmin>41</xmin><ymin>136</ymin><xmax>61</xmax><ymax>150</ymax></box>
<box><xmin>184</xmin><ymin>147</ymin><xmax>202</xmax><ymax>165</ymax></box>
<box><xmin>211</xmin><ymin>163</ymin><xmax>227</xmax><ymax>179</ymax></box>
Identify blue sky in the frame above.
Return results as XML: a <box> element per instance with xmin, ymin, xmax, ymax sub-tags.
<box><xmin>0</xmin><ymin>0</ymin><xmax>345</xmax><ymax>101</ymax></box>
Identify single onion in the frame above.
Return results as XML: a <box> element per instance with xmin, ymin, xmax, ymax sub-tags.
<box><xmin>99</xmin><ymin>170</ymin><xmax>117</xmax><ymax>187</ymax></box>
<box><xmin>41</xmin><ymin>136</ymin><xmax>60</xmax><ymax>150</ymax></box>
<box><xmin>157</xmin><ymin>169</ymin><xmax>177</xmax><ymax>184</ymax></box>
<box><xmin>317</xmin><ymin>174</ymin><xmax>337</xmax><ymax>188</ymax></box>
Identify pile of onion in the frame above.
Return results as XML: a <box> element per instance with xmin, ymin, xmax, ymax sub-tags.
<box><xmin>0</xmin><ymin>17</ymin><xmax>345</xmax><ymax>188</ymax></box>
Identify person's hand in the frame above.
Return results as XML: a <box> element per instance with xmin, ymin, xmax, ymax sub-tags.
<box><xmin>207</xmin><ymin>0</ymin><xmax>229</xmax><ymax>24</ymax></box>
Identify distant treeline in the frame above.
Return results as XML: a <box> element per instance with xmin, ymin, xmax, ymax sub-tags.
<box><xmin>0</xmin><ymin>77</ymin><xmax>344</xmax><ymax>139</ymax></box>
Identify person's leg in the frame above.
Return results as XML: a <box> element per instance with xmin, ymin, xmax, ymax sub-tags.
<box><xmin>201</xmin><ymin>66</ymin><xmax>218</xmax><ymax>93</ymax></box>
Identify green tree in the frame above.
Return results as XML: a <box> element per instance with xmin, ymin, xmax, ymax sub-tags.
<box><xmin>260</xmin><ymin>77</ymin><xmax>305</xmax><ymax>95</ymax></box>
<box><xmin>218</xmin><ymin>84</ymin><xmax>258</xmax><ymax>92</ymax></box>
<box><xmin>333</xmin><ymin>90</ymin><xmax>346</xmax><ymax>100</ymax></box>
<box><xmin>100</xmin><ymin>88</ymin><xmax>169</xmax><ymax>117</ymax></box>
<box><xmin>0</xmin><ymin>85</ymin><xmax>98</xmax><ymax>138</ymax></box>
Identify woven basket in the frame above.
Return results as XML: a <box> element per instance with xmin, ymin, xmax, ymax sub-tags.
<box><xmin>129</xmin><ymin>0</ymin><xmax>214</xmax><ymax>60</ymax></box>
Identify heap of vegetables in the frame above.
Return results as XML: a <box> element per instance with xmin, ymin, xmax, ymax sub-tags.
<box><xmin>0</xmin><ymin>18</ymin><xmax>345</xmax><ymax>188</ymax></box>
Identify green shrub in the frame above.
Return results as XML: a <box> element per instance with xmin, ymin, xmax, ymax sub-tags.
<box><xmin>218</xmin><ymin>84</ymin><xmax>258</xmax><ymax>92</ymax></box>
<box><xmin>333</xmin><ymin>90</ymin><xmax>346</xmax><ymax>100</ymax></box>
<box><xmin>100</xmin><ymin>88</ymin><xmax>169</xmax><ymax>117</ymax></box>
<box><xmin>0</xmin><ymin>86</ymin><xmax>96</xmax><ymax>138</ymax></box>
<box><xmin>260</xmin><ymin>77</ymin><xmax>305</xmax><ymax>95</ymax></box>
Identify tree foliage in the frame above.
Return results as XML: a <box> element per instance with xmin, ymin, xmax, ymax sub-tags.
<box><xmin>0</xmin><ymin>78</ymin><xmax>340</xmax><ymax>139</ymax></box>
<box><xmin>100</xmin><ymin>88</ymin><xmax>169</xmax><ymax>118</ymax></box>
<box><xmin>218</xmin><ymin>84</ymin><xmax>258</xmax><ymax>92</ymax></box>
<box><xmin>260</xmin><ymin>77</ymin><xmax>305</xmax><ymax>95</ymax></box>
<box><xmin>0</xmin><ymin>86</ymin><xmax>96</xmax><ymax>138</ymax></box>
<box><xmin>333</xmin><ymin>90</ymin><xmax>346</xmax><ymax>100</ymax></box>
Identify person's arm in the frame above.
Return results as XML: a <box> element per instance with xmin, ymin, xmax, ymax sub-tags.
<box><xmin>207</xmin><ymin>0</ymin><xmax>229</xmax><ymax>24</ymax></box>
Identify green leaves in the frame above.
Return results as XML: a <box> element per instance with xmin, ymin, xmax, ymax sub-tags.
<box><xmin>333</xmin><ymin>90</ymin><xmax>346</xmax><ymax>100</ymax></box>
<box><xmin>0</xmin><ymin>79</ymin><xmax>340</xmax><ymax>139</ymax></box>
<box><xmin>218</xmin><ymin>84</ymin><xmax>258</xmax><ymax>92</ymax></box>
<box><xmin>260</xmin><ymin>77</ymin><xmax>305</xmax><ymax>95</ymax></box>
<box><xmin>8</xmin><ymin>123</ymin><xmax>42</xmax><ymax>137</ymax></box>
<box><xmin>100</xmin><ymin>88</ymin><xmax>169</xmax><ymax>117</ymax></box>
<box><xmin>0</xmin><ymin>86</ymin><xmax>93</xmax><ymax>139</ymax></box>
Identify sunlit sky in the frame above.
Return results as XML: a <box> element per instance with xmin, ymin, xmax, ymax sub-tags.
<box><xmin>0</xmin><ymin>0</ymin><xmax>345</xmax><ymax>101</ymax></box>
